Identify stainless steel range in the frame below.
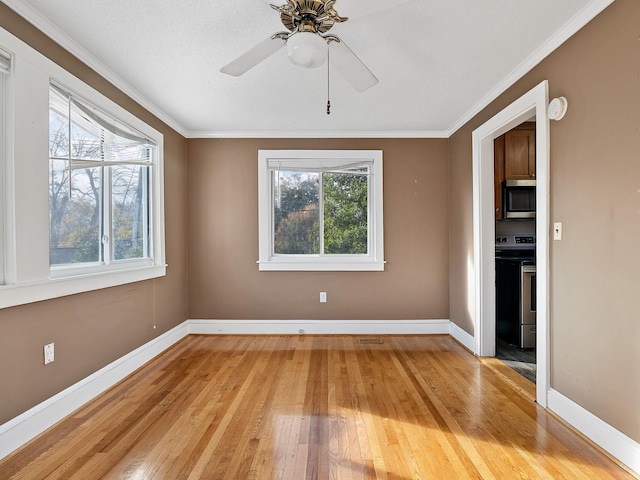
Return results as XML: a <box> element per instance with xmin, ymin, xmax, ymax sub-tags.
<box><xmin>495</xmin><ymin>233</ymin><xmax>536</xmax><ymax>349</ymax></box>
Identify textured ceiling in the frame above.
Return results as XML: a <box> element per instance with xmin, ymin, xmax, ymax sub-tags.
<box><xmin>4</xmin><ymin>0</ymin><xmax>611</xmax><ymax>137</ymax></box>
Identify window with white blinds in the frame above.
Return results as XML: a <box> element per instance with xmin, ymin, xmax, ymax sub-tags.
<box><xmin>258</xmin><ymin>150</ymin><xmax>384</xmax><ymax>271</ymax></box>
<box><xmin>49</xmin><ymin>83</ymin><xmax>155</xmax><ymax>169</ymax></box>
<box><xmin>49</xmin><ymin>82</ymin><xmax>156</xmax><ymax>271</ymax></box>
<box><xmin>0</xmin><ymin>27</ymin><xmax>165</xmax><ymax>309</ymax></box>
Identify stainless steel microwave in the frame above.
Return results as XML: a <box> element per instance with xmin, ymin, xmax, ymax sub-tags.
<box><xmin>504</xmin><ymin>180</ymin><xmax>536</xmax><ymax>219</ymax></box>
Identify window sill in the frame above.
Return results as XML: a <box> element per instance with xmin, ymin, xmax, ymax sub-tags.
<box><xmin>257</xmin><ymin>260</ymin><xmax>385</xmax><ymax>272</ymax></box>
<box><xmin>0</xmin><ymin>264</ymin><xmax>166</xmax><ymax>309</ymax></box>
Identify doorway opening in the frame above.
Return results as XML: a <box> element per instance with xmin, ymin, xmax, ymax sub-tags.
<box><xmin>494</xmin><ymin>121</ymin><xmax>537</xmax><ymax>384</ymax></box>
<box><xmin>472</xmin><ymin>81</ymin><xmax>550</xmax><ymax>407</ymax></box>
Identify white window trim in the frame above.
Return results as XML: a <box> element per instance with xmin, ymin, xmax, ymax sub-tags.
<box><xmin>48</xmin><ymin>82</ymin><xmax>156</xmax><ymax>277</ymax></box>
<box><xmin>258</xmin><ymin>149</ymin><xmax>384</xmax><ymax>272</ymax></box>
<box><xmin>0</xmin><ymin>48</ymin><xmax>8</xmax><ymax>285</ymax></box>
<box><xmin>0</xmin><ymin>27</ymin><xmax>165</xmax><ymax>309</ymax></box>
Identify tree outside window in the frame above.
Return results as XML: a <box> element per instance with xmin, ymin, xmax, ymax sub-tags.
<box><xmin>49</xmin><ymin>84</ymin><xmax>152</xmax><ymax>268</ymax></box>
<box><xmin>258</xmin><ymin>150</ymin><xmax>384</xmax><ymax>272</ymax></box>
<box><xmin>273</xmin><ymin>170</ymin><xmax>368</xmax><ymax>255</ymax></box>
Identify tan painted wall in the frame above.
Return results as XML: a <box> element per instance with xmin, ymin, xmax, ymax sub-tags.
<box><xmin>187</xmin><ymin>138</ymin><xmax>449</xmax><ymax>320</ymax></box>
<box><xmin>0</xmin><ymin>6</ymin><xmax>188</xmax><ymax>424</ymax></box>
<box><xmin>449</xmin><ymin>0</ymin><xmax>640</xmax><ymax>442</ymax></box>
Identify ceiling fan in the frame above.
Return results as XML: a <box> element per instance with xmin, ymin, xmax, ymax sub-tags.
<box><xmin>220</xmin><ymin>0</ymin><xmax>378</xmax><ymax>93</ymax></box>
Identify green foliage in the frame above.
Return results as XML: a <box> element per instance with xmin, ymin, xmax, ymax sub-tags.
<box><xmin>273</xmin><ymin>170</ymin><xmax>368</xmax><ymax>255</ymax></box>
<box><xmin>323</xmin><ymin>173</ymin><xmax>368</xmax><ymax>254</ymax></box>
<box><xmin>113</xmin><ymin>205</ymin><xmax>145</xmax><ymax>260</ymax></box>
<box><xmin>112</xmin><ymin>165</ymin><xmax>146</xmax><ymax>260</ymax></box>
<box><xmin>273</xmin><ymin>172</ymin><xmax>319</xmax><ymax>227</ymax></box>
<box><xmin>274</xmin><ymin>204</ymin><xmax>319</xmax><ymax>254</ymax></box>
<box><xmin>69</xmin><ymin>227</ymin><xmax>100</xmax><ymax>263</ymax></box>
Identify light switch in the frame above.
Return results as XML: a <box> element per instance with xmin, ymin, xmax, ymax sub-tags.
<box><xmin>553</xmin><ymin>222</ymin><xmax>562</xmax><ymax>240</ymax></box>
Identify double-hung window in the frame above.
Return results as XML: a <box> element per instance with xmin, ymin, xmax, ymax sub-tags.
<box><xmin>258</xmin><ymin>150</ymin><xmax>384</xmax><ymax>271</ymax></box>
<box><xmin>0</xmin><ymin>27</ymin><xmax>164</xmax><ymax>309</ymax></box>
<box><xmin>49</xmin><ymin>83</ymin><xmax>155</xmax><ymax>276</ymax></box>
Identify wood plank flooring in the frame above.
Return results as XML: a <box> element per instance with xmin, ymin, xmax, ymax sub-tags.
<box><xmin>0</xmin><ymin>335</ymin><xmax>635</xmax><ymax>479</ymax></box>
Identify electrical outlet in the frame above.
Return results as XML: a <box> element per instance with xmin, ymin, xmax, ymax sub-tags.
<box><xmin>319</xmin><ymin>292</ymin><xmax>327</xmax><ymax>303</ymax></box>
<box><xmin>44</xmin><ymin>343</ymin><xmax>54</xmax><ymax>365</ymax></box>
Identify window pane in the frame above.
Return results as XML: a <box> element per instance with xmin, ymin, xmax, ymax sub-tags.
<box><xmin>49</xmin><ymin>92</ymin><xmax>103</xmax><ymax>266</ymax></box>
<box><xmin>50</xmin><ymin>85</ymin><xmax>104</xmax><ymax>162</ymax></box>
<box><xmin>323</xmin><ymin>172</ymin><xmax>368</xmax><ymax>254</ymax></box>
<box><xmin>112</xmin><ymin>165</ymin><xmax>149</xmax><ymax>260</ymax></box>
<box><xmin>273</xmin><ymin>171</ymin><xmax>319</xmax><ymax>254</ymax></box>
<box><xmin>49</xmin><ymin>161</ymin><xmax>102</xmax><ymax>265</ymax></box>
<box><xmin>49</xmin><ymin>106</ymin><xmax>69</xmax><ymax>159</ymax></box>
<box><xmin>50</xmin><ymin>83</ymin><xmax>157</xmax><ymax>272</ymax></box>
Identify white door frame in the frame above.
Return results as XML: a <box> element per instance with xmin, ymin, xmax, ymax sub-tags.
<box><xmin>472</xmin><ymin>80</ymin><xmax>550</xmax><ymax>407</ymax></box>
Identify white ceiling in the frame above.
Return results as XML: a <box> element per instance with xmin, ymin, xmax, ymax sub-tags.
<box><xmin>4</xmin><ymin>0</ymin><xmax>611</xmax><ymax>137</ymax></box>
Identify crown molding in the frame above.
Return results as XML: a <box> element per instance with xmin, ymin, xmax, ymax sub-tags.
<box><xmin>1</xmin><ymin>0</ymin><xmax>189</xmax><ymax>137</ymax></box>
<box><xmin>445</xmin><ymin>0</ymin><xmax>614</xmax><ymax>137</ymax></box>
<box><xmin>186</xmin><ymin>130</ymin><xmax>449</xmax><ymax>139</ymax></box>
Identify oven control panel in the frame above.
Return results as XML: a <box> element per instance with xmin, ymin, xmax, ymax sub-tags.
<box><xmin>495</xmin><ymin>234</ymin><xmax>536</xmax><ymax>250</ymax></box>
<box><xmin>515</xmin><ymin>236</ymin><xmax>535</xmax><ymax>244</ymax></box>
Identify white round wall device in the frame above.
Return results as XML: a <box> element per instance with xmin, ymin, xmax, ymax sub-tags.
<box><xmin>548</xmin><ymin>96</ymin><xmax>568</xmax><ymax>120</ymax></box>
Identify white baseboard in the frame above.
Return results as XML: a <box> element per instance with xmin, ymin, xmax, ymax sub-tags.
<box><xmin>448</xmin><ymin>321</ymin><xmax>475</xmax><ymax>352</ymax></box>
<box><xmin>0</xmin><ymin>322</ymin><xmax>189</xmax><ymax>460</ymax></box>
<box><xmin>548</xmin><ymin>389</ymin><xmax>640</xmax><ymax>475</ymax></box>
<box><xmin>187</xmin><ymin>319</ymin><xmax>451</xmax><ymax>335</ymax></box>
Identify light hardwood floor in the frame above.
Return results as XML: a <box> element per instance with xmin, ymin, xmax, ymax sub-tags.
<box><xmin>0</xmin><ymin>335</ymin><xmax>635</xmax><ymax>479</ymax></box>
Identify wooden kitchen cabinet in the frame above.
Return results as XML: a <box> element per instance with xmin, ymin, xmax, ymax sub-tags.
<box><xmin>504</xmin><ymin>123</ymin><xmax>535</xmax><ymax>180</ymax></box>
<box><xmin>494</xmin><ymin>122</ymin><xmax>536</xmax><ymax>220</ymax></box>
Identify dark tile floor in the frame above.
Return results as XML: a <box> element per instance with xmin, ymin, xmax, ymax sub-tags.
<box><xmin>496</xmin><ymin>338</ymin><xmax>536</xmax><ymax>383</ymax></box>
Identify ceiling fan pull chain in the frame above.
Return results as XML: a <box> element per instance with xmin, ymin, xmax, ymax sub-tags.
<box><xmin>326</xmin><ymin>44</ymin><xmax>331</xmax><ymax>115</ymax></box>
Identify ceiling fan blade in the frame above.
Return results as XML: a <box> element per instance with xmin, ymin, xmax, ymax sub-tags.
<box><xmin>329</xmin><ymin>39</ymin><xmax>378</xmax><ymax>92</ymax></box>
<box><xmin>220</xmin><ymin>34</ymin><xmax>287</xmax><ymax>76</ymax></box>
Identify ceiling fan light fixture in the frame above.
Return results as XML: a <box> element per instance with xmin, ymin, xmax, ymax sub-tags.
<box><xmin>286</xmin><ymin>32</ymin><xmax>327</xmax><ymax>68</ymax></box>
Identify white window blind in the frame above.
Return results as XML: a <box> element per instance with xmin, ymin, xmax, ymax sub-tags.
<box><xmin>0</xmin><ymin>47</ymin><xmax>11</xmax><ymax>74</ymax></box>
<box><xmin>258</xmin><ymin>150</ymin><xmax>384</xmax><ymax>271</ymax></box>
<box><xmin>48</xmin><ymin>81</ymin><xmax>158</xmax><ymax>270</ymax></box>
<box><xmin>49</xmin><ymin>83</ymin><xmax>155</xmax><ymax>170</ymax></box>
<box><xmin>267</xmin><ymin>158</ymin><xmax>372</xmax><ymax>174</ymax></box>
